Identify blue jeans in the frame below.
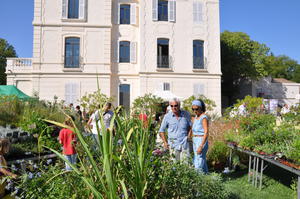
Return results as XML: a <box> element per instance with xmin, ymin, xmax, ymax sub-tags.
<box><xmin>64</xmin><ymin>154</ymin><xmax>77</xmax><ymax>171</ymax></box>
<box><xmin>192</xmin><ymin>137</ymin><xmax>208</xmax><ymax>173</ymax></box>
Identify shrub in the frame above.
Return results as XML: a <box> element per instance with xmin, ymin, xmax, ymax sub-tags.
<box><xmin>18</xmin><ymin>165</ymin><xmax>90</xmax><ymax>199</ymax></box>
<box><xmin>182</xmin><ymin>95</ymin><xmax>216</xmax><ymax>116</ymax></box>
<box><xmin>131</xmin><ymin>93</ymin><xmax>164</xmax><ymax>116</ymax></box>
<box><xmin>0</xmin><ymin>96</ymin><xmax>25</xmax><ymax>126</ymax></box>
<box><xmin>157</xmin><ymin>163</ymin><xmax>231</xmax><ymax>199</ymax></box>
<box><xmin>207</xmin><ymin>141</ymin><xmax>229</xmax><ymax>167</ymax></box>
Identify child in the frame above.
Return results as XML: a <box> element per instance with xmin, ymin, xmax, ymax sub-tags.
<box><xmin>0</xmin><ymin>138</ymin><xmax>17</xmax><ymax>198</ymax></box>
<box><xmin>59</xmin><ymin>116</ymin><xmax>77</xmax><ymax>171</ymax></box>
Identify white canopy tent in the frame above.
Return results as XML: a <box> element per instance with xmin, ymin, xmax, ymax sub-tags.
<box><xmin>153</xmin><ymin>90</ymin><xmax>183</xmax><ymax>101</ymax></box>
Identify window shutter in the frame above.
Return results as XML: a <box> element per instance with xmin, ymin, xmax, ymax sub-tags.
<box><xmin>65</xmin><ymin>83</ymin><xmax>72</xmax><ymax>104</ymax></box>
<box><xmin>157</xmin><ymin>82</ymin><xmax>164</xmax><ymax>91</ymax></box>
<box><xmin>71</xmin><ymin>83</ymin><xmax>79</xmax><ymax>104</ymax></box>
<box><xmin>152</xmin><ymin>0</ymin><xmax>158</xmax><ymax>21</ymax></box>
<box><xmin>193</xmin><ymin>83</ymin><xmax>204</xmax><ymax>95</ymax></box>
<box><xmin>130</xmin><ymin>42</ymin><xmax>137</xmax><ymax>63</ymax></box>
<box><xmin>130</xmin><ymin>3</ymin><xmax>136</xmax><ymax>25</ymax></box>
<box><xmin>79</xmin><ymin>0</ymin><xmax>86</xmax><ymax>20</ymax></box>
<box><xmin>117</xmin><ymin>3</ymin><xmax>120</xmax><ymax>24</ymax></box>
<box><xmin>115</xmin><ymin>41</ymin><xmax>119</xmax><ymax>63</ymax></box>
<box><xmin>62</xmin><ymin>0</ymin><xmax>68</xmax><ymax>19</ymax></box>
<box><xmin>193</xmin><ymin>1</ymin><xmax>202</xmax><ymax>24</ymax></box>
<box><xmin>168</xmin><ymin>0</ymin><xmax>176</xmax><ymax>22</ymax></box>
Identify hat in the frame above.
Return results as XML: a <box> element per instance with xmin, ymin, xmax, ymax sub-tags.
<box><xmin>192</xmin><ymin>100</ymin><xmax>202</xmax><ymax>107</ymax></box>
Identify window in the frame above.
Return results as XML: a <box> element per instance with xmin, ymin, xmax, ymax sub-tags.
<box><xmin>65</xmin><ymin>37</ymin><xmax>80</xmax><ymax>68</ymax></box>
<box><xmin>152</xmin><ymin>0</ymin><xmax>176</xmax><ymax>22</ymax></box>
<box><xmin>119</xmin><ymin>84</ymin><xmax>130</xmax><ymax>112</ymax></box>
<box><xmin>62</xmin><ymin>0</ymin><xmax>86</xmax><ymax>20</ymax></box>
<box><xmin>157</xmin><ymin>38</ymin><xmax>169</xmax><ymax>68</ymax></box>
<box><xmin>68</xmin><ymin>0</ymin><xmax>79</xmax><ymax>18</ymax></box>
<box><xmin>163</xmin><ymin>82</ymin><xmax>170</xmax><ymax>91</ymax></box>
<box><xmin>158</xmin><ymin>0</ymin><xmax>168</xmax><ymax>21</ymax></box>
<box><xmin>193</xmin><ymin>40</ymin><xmax>204</xmax><ymax>69</ymax></box>
<box><xmin>120</xmin><ymin>4</ymin><xmax>130</xmax><ymax>24</ymax></box>
<box><xmin>119</xmin><ymin>41</ymin><xmax>130</xmax><ymax>63</ymax></box>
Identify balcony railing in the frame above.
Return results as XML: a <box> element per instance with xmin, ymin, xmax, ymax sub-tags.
<box><xmin>193</xmin><ymin>57</ymin><xmax>207</xmax><ymax>70</ymax></box>
<box><xmin>6</xmin><ymin>58</ymin><xmax>33</xmax><ymax>71</ymax></box>
<box><xmin>157</xmin><ymin>55</ymin><xmax>172</xmax><ymax>69</ymax></box>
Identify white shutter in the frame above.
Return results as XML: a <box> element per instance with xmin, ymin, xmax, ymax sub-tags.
<box><xmin>62</xmin><ymin>0</ymin><xmax>68</xmax><ymax>19</ymax></box>
<box><xmin>117</xmin><ymin>3</ymin><xmax>120</xmax><ymax>24</ymax></box>
<box><xmin>130</xmin><ymin>3</ymin><xmax>136</xmax><ymax>25</ymax></box>
<box><xmin>115</xmin><ymin>41</ymin><xmax>119</xmax><ymax>63</ymax></box>
<box><xmin>130</xmin><ymin>42</ymin><xmax>137</xmax><ymax>63</ymax></box>
<box><xmin>79</xmin><ymin>0</ymin><xmax>86</xmax><ymax>20</ymax></box>
<box><xmin>71</xmin><ymin>83</ymin><xmax>79</xmax><ymax>104</ymax></box>
<box><xmin>193</xmin><ymin>1</ymin><xmax>203</xmax><ymax>24</ymax></box>
<box><xmin>157</xmin><ymin>82</ymin><xmax>164</xmax><ymax>91</ymax></box>
<box><xmin>65</xmin><ymin>83</ymin><xmax>72</xmax><ymax>104</ymax></box>
<box><xmin>152</xmin><ymin>0</ymin><xmax>158</xmax><ymax>21</ymax></box>
<box><xmin>168</xmin><ymin>0</ymin><xmax>176</xmax><ymax>22</ymax></box>
<box><xmin>193</xmin><ymin>83</ymin><xmax>204</xmax><ymax>95</ymax></box>
<box><xmin>193</xmin><ymin>1</ymin><xmax>197</xmax><ymax>23</ymax></box>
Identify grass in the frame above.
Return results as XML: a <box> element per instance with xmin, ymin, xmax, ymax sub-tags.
<box><xmin>223</xmin><ymin>167</ymin><xmax>297</xmax><ymax>199</ymax></box>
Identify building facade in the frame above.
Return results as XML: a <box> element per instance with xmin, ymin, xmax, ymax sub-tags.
<box><xmin>6</xmin><ymin>0</ymin><xmax>222</xmax><ymax>114</ymax></box>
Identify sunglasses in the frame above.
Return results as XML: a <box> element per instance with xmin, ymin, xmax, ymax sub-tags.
<box><xmin>192</xmin><ymin>108</ymin><xmax>200</xmax><ymax>111</ymax></box>
<box><xmin>170</xmin><ymin>105</ymin><xmax>178</xmax><ymax>108</ymax></box>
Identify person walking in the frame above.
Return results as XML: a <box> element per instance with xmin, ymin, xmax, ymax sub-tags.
<box><xmin>188</xmin><ymin>100</ymin><xmax>209</xmax><ymax>173</ymax></box>
<box><xmin>159</xmin><ymin>98</ymin><xmax>191</xmax><ymax>163</ymax></box>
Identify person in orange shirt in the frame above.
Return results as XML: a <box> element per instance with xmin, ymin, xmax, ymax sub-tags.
<box><xmin>59</xmin><ymin>116</ymin><xmax>77</xmax><ymax>171</ymax></box>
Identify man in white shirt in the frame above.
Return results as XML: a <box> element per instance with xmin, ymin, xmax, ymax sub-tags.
<box><xmin>87</xmin><ymin>103</ymin><xmax>114</xmax><ymax>144</ymax></box>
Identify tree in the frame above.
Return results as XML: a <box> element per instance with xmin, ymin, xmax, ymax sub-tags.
<box><xmin>263</xmin><ymin>54</ymin><xmax>300</xmax><ymax>83</ymax></box>
<box><xmin>0</xmin><ymin>38</ymin><xmax>17</xmax><ymax>85</ymax></box>
<box><xmin>221</xmin><ymin>31</ymin><xmax>270</xmax><ymax>105</ymax></box>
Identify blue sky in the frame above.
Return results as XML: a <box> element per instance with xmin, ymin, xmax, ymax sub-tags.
<box><xmin>0</xmin><ymin>0</ymin><xmax>299</xmax><ymax>63</ymax></box>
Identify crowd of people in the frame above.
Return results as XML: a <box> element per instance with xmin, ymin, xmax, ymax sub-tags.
<box><xmin>58</xmin><ymin>99</ymin><xmax>210</xmax><ymax>173</ymax></box>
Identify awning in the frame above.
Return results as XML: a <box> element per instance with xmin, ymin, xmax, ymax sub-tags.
<box><xmin>0</xmin><ymin>85</ymin><xmax>31</xmax><ymax>99</ymax></box>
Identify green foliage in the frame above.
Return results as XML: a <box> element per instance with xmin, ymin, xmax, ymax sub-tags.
<box><xmin>235</xmin><ymin>95</ymin><xmax>264</xmax><ymax>114</ymax></box>
<box><xmin>225</xmin><ymin>99</ymin><xmax>300</xmax><ymax>164</ymax></box>
<box><xmin>221</xmin><ymin>31</ymin><xmax>270</xmax><ymax>104</ymax></box>
<box><xmin>157</xmin><ymin>163</ymin><xmax>231</xmax><ymax>199</ymax></box>
<box><xmin>182</xmin><ymin>94</ymin><xmax>216</xmax><ymax>114</ymax></box>
<box><xmin>0</xmin><ymin>38</ymin><xmax>17</xmax><ymax>85</ymax></box>
<box><xmin>286</xmin><ymin>138</ymin><xmax>300</xmax><ymax>164</ymax></box>
<box><xmin>132</xmin><ymin>93</ymin><xmax>164</xmax><ymax>116</ymax></box>
<box><xmin>34</xmin><ymin>107</ymin><xmax>233</xmax><ymax>199</ymax></box>
<box><xmin>0</xmin><ymin>95</ymin><xmax>24</xmax><ymax>126</ymax></box>
<box><xmin>18</xmin><ymin>165</ymin><xmax>90</xmax><ymax>199</ymax></box>
<box><xmin>263</xmin><ymin>54</ymin><xmax>300</xmax><ymax>83</ymax></box>
<box><xmin>79</xmin><ymin>90</ymin><xmax>113</xmax><ymax>112</ymax></box>
<box><xmin>207</xmin><ymin>141</ymin><xmax>229</xmax><ymax>165</ymax></box>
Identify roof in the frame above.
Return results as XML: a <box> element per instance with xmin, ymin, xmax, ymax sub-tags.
<box><xmin>272</xmin><ymin>78</ymin><xmax>296</xmax><ymax>83</ymax></box>
<box><xmin>0</xmin><ymin>85</ymin><xmax>31</xmax><ymax>99</ymax></box>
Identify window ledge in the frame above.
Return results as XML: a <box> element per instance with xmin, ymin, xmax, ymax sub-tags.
<box><xmin>63</xmin><ymin>68</ymin><xmax>83</xmax><ymax>72</ymax></box>
<box><xmin>61</xmin><ymin>19</ymin><xmax>87</xmax><ymax>23</ymax></box>
<box><xmin>193</xmin><ymin>69</ymin><xmax>208</xmax><ymax>72</ymax></box>
<box><xmin>156</xmin><ymin>67</ymin><xmax>173</xmax><ymax>72</ymax></box>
